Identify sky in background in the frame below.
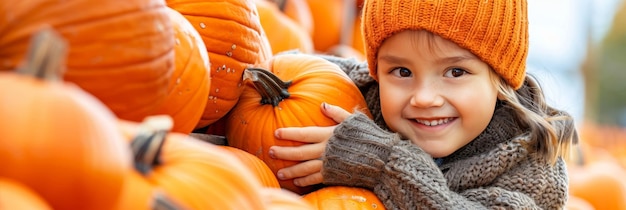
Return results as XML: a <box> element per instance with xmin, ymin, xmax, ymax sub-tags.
<box><xmin>526</xmin><ymin>0</ymin><xmax>623</xmax><ymax>126</ymax></box>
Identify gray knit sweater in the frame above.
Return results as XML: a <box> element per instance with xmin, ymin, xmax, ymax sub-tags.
<box><xmin>318</xmin><ymin>55</ymin><xmax>569</xmax><ymax>210</ymax></box>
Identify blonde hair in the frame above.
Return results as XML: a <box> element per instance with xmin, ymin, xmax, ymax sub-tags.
<box><xmin>491</xmin><ymin>73</ymin><xmax>579</xmax><ymax>164</ymax></box>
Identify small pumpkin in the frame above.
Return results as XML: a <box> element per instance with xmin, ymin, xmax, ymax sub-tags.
<box><xmin>0</xmin><ymin>178</ymin><xmax>52</xmax><ymax>210</ymax></box>
<box><xmin>154</xmin><ymin>8</ymin><xmax>211</xmax><ymax>134</ymax></box>
<box><xmin>269</xmin><ymin>0</ymin><xmax>314</xmax><ymax>37</ymax></box>
<box><xmin>225</xmin><ymin>53</ymin><xmax>372</xmax><ymax>195</ymax></box>
<box><xmin>0</xmin><ymin>28</ymin><xmax>131</xmax><ymax>210</ymax></box>
<box><xmin>261</xmin><ymin>188</ymin><xmax>316</xmax><ymax>210</ymax></box>
<box><xmin>220</xmin><ymin>145</ymin><xmax>281</xmax><ymax>188</ymax></box>
<box><xmin>0</xmin><ymin>0</ymin><xmax>175</xmax><ymax>122</ymax></box>
<box><xmin>255</xmin><ymin>0</ymin><xmax>314</xmax><ymax>55</ymax></box>
<box><xmin>305</xmin><ymin>0</ymin><xmax>355</xmax><ymax>52</ymax></box>
<box><xmin>302</xmin><ymin>186</ymin><xmax>385</xmax><ymax>209</ymax></box>
<box><xmin>121</xmin><ymin>115</ymin><xmax>267</xmax><ymax>209</ymax></box>
<box><xmin>166</xmin><ymin>0</ymin><xmax>273</xmax><ymax>128</ymax></box>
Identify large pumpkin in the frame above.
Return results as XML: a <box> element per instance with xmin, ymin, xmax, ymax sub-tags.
<box><xmin>0</xmin><ymin>28</ymin><xmax>131</xmax><ymax>210</ymax></box>
<box><xmin>166</xmin><ymin>0</ymin><xmax>273</xmax><ymax>128</ymax></box>
<box><xmin>119</xmin><ymin>116</ymin><xmax>267</xmax><ymax>209</ymax></box>
<box><xmin>0</xmin><ymin>0</ymin><xmax>175</xmax><ymax>122</ymax></box>
<box><xmin>302</xmin><ymin>186</ymin><xmax>385</xmax><ymax>210</ymax></box>
<box><xmin>154</xmin><ymin>8</ymin><xmax>211</xmax><ymax>134</ymax></box>
<box><xmin>225</xmin><ymin>53</ymin><xmax>372</xmax><ymax>195</ymax></box>
<box><xmin>0</xmin><ymin>178</ymin><xmax>52</xmax><ymax>210</ymax></box>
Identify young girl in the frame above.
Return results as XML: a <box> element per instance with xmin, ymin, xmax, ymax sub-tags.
<box><xmin>269</xmin><ymin>0</ymin><xmax>579</xmax><ymax>208</ymax></box>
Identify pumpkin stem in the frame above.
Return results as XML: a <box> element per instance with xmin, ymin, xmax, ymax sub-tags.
<box><xmin>16</xmin><ymin>26</ymin><xmax>67</xmax><ymax>81</ymax></box>
<box><xmin>130</xmin><ymin>116</ymin><xmax>174</xmax><ymax>175</ymax></box>
<box><xmin>270</xmin><ymin>0</ymin><xmax>287</xmax><ymax>11</ymax></box>
<box><xmin>244</xmin><ymin>67</ymin><xmax>292</xmax><ymax>107</ymax></box>
<box><xmin>152</xmin><ymin>192</ymin><xmax>185</xmax><ymax>210</ymax></box>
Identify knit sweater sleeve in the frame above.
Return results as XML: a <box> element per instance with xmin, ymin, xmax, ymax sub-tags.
<box><xmin>322</xmin><ymin>112</ymin><xmax>547</xmax><ymax>209</ymax></box>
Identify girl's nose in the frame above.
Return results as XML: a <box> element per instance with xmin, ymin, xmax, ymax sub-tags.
<box><xmin>409</xmin><ymin>85</ymin><xmax>444</xmax><ymax>108</ymax></box>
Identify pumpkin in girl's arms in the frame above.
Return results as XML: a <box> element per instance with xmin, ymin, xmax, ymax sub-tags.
<box><xmin>0</xmin><ymin>0</ymin><xmax>175</xmax><ymax>122</ymax></box>
<box><xmin>225</xmin><ymin>53</ymin><xmax>372</xmax><ymax>195</ymax></box>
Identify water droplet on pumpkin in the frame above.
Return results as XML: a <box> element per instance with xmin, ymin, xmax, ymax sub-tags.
<box><xmin>351</xmin><ymin>196</ymin><xmax>367</xmax><ymax>202</ymax></box>
<box><xmin>215</xmin><ymin>110</ymin><xmax>219</xmax><ymax>113</ymax></box>
<box><xmin>231</xmin><ymin>44</ymin><xmax>236</xmax><ymax>50</ymax></box>
<box><xmin>226</xmin><ymin>51</ymin><xmax>232</xmax><ymax>57</ymax></box>
<box><xmin>176</xmin><ymin>78</ymin><xmax>181</xmax><ymax>85</ymax></box>
<box><xmin>215</xmin><ymin>88</ymin><xmax>219</xmax><ymax>93</ymax></box>
<box><xmin>199</xmin><ymin>22</ymin><xmax>206</xmax><ymax>29</ymax></box>
<box><xmin>372</xmin><ymin>204</ymin><xmax>378</xmax><ymax>209</ymax></box>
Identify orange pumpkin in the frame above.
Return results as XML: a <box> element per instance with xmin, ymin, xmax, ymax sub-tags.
<box><xmin>0</xmin><ymin>28</ymin><xmax>131</xmax><ymax>210</ymax></box>
<box><xmin>302</xmin><ymin>186</ymin><xmax>385</xmax><ymax>209</ymax></box>
<box><xmin>268</xmin><ymin>0</ymin><xmax>314</xmax><ymax>37</ymax></box>
<box><xmin>225</xmin><ymin>53</ymin><xmax>372</xmax><ymax>195</ymax></box>
<box><xmin>0</xmin><ymin>178</ymin><xmax>52</xmax><ymax>210</ymax></box>
<box><xmin>121</xmin><ymin>116</ymin><xmax>267</xmax><ymax>209</ymax></box>
<box><xmin>0</xmin><ymin>0</ymin><xmax>175</xmax><ymax>122</ymax></box>
<box><xmin>166</xmin><ymin>0</ymin><xmax>272</xmax><ymax>128</ymax></box>
<box><xmin>153</xmin><ymin>8</ymin><xmax>211</xmax><ymax>134</ymax></box>
<box><xmin>221</xmin><ymin>146</ymin><xmax>281</xmax><ymax>188</ymax></box>
<box><xmin>255</xmin><ymin>0</ymin><xmax>314</xmax><ymax>55</ymax></box>
<box><xmin>568</xmin><ymin>160</ymin><xmax>626</xmax><ymax>210</ymax></box>
<box><xmin>305</xmin><ymin>0</ymin><xmax>356</xmax><ymax>52</ymax></box>
<box><xmin>113</xmin><ymin>171</ymin><xmax>187</xmax><ymax>210</ymax></box>
<box><xmin>261</xmin><ymin>188</ymin><xmax>316</xmax><ymax>210</ymax></box>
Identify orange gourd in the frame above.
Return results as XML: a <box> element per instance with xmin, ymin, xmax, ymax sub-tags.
<box><xmin>0</xmin><ymin>0</ymin><xmax>175</xmax><ymax>122</ymax></box>
<box><xmin>0</xmin><ymin>28</ymin><xmax>131</xmax><ymax>210</ymax></box>
<box><xmin>302</xmin><ymin>186</ymin><xmax>385</xmax><ymax>209</ymax></box>
<box><xmin>255</xmin><ymin>0</ymin><xmax>314</xmax><ymax>55</ymax></box>
<box><xmin>113</xmin><ymin>171</ymin><xmax>187</xmax><ymax>210</ymax></box>
<box><xmin>568</xmin><ymin>160</ymin><xmax>626</xmax><ymax>210</ymax></box>
<box><xmin>166</xmin><ymin>0</ymin><xmax>272</xmax><ymax>128</ymax></box>
<box><xmin>154</xmin><ymin>8</ymin><xmax>211</xmax><ymax>133</ymax></box>
<box><xmin>305</xmin><ymin>0</ymin><xmax>355</xmax><ymax>52</ymax></box>
<box><xmin>268</xmin><ymin>0</ymin><xmax>314</xmax><ymax>37</ymax></box>
<box><xmin>261</xmin><ymin>188</ymin><xmax>316</xmax><ymax>210</ymax></box>
<box><xmin>221</xmin><ymin>146</ymin><xmax>281</xmax><ymax>188</ymax></box>
<box><xmin>121</xmin><ymin>116</ymin><xmax>267</xmax><ymax>209</ymax></box>
<box><xmin>0</xmin><ymin>178</ymin><xmax>52</xmax><ymax>210</ymax></box>
<box><xmin>225</xmin><ymin>53</ymin><xmax>372</xmax><ymax>195</ymax></box>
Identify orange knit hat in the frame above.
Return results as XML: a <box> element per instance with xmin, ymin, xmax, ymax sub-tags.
<box><xmin>362</xmin><ymin>0</ymin><xmax>529</xmax><ymax>89</ymax></box>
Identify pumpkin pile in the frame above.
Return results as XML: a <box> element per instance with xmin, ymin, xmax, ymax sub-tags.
<box><xmin>564</xmin><ymin>123</ymin><xmax>626</xmax><ymax>210</ymax></box>
<box><xmin>0</xmin><ymin>0</ymin><xmax>383</xmax><ymax>209</ymax></box>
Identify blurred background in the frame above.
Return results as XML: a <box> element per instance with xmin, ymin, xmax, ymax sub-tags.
<box><xmin>526</xmin><ymin>0</ymin><xmax>626</xmax><ymax>128</ymax></box>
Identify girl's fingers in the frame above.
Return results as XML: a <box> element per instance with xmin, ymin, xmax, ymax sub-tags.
<box><xmin>321</xmin><ymin>102</ymin><xmax>352</xmax><ymax>123</ymax></box>
<box><xmin>270</xmin><ymin>141</ymin><xmax>325</xmax><ymax>161</ymax></box>
<box><xmin>276</xmin><ymin>159</ymin><xmax>322</xmax><ymax>181</ymax></box>
<box><xmin>275</xmin><ymin>126</ymin><xmax>335</xmax><ymax>143</ymax></box>
<box><xmin>293</xmin><ymin>172</ymin><xmax>323</xmax><ymax>187</ymax></box>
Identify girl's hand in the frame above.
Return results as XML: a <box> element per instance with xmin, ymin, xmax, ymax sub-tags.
<box><xmin>269</xmin><ymin>102</ymin><xmax>351</xmax><ymax>187</ymax></box>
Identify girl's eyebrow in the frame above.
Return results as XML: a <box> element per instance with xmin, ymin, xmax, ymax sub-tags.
<box><xmin>435</xmin><ymin>54</ymin><xmax>479</xmax><ymax>65</ymax></box>
<box><xmin>378</xmin><ymin>54</ymin><xmax>411</xmax><ymax>64</ymax></box>
<box><xmin>379</xmin><ymin>53</ymin><xmax>479</xmax><ymax>65</ymax></box>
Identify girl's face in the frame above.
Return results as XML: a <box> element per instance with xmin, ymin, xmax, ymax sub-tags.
<box><xmin>377</xmin><ymin>30</ymin><xmax>499</xmax><ymax>158</ymax></box>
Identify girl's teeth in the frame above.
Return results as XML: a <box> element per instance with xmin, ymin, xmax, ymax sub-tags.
<box><xmin>416</xmin><ymin>118</ymin><xmax>451</xmax><ymax>126</ymax></box>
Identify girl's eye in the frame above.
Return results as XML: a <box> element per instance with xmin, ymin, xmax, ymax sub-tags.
<box><xmin>444</xmin><ymin>68</ymin><xmax>468</xmax><ymax>78</ymax></box>
<box><xmin>391</xmin><ymin>67</ymin><xmax>412</xmax><ymax>77</ymax></box>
